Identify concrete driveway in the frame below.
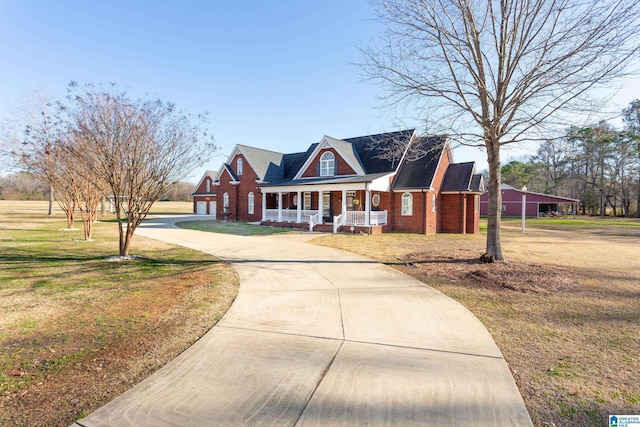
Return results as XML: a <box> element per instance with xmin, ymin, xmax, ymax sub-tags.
<box><xmin>72</xmin><ymin>215</ymin><xmax>532</xmax><ymax>426</ymax></box>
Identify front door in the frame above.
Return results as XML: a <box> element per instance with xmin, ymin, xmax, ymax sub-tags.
<box><xmin>322</xmin><ymin>192</ymin><xmax>332</xmax><ymax>223</ymax></box>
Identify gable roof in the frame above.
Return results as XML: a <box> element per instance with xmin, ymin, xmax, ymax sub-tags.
<box><xmin>392</xmin><ymin>136</ymin><xmax>448</xmax><ymax>190</ymax></box>
<box><xmin>440</xmin><ymin>162</ymin><xmax>485</xmax><ymax>192</ymax></box>
<box><xmin>221</xmin><ymin>163</ymin><xmax>240</xmax><ymax>183</ymax></box>
<box><xmin>231</xmin><ymin>144</ymin><xmax>285</xmax><ymax>181</ymax></box>
<box><xmin>292</xmin><ymin>129</ymin><xmax>416</xmax><ymax>180</ymax></box>
<box><xmin>191</xmin><ymin>170</ymin><xmax>218</xmax><ymax>195</ymax></box>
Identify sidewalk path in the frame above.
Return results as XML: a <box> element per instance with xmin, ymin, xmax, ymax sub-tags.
<box><xmin>72</xmin><ymin>216</ymin><xmax>532</xmax><ymax>426</ymax></box>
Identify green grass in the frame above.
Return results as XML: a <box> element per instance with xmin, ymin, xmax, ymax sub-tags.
<box><xmin>177</xmin><ymin>220</ymin><xmax>301</xmax><ymax>236</ymax></box>
<box><xmin>0</xmin><ymin>212</ymin><xmax>229</xmax><ymax>397</ymax></box>
<box><xmin>499</xmin><ymin>216</ymin><xmax>640</xmax><ymax>228</ymax></box>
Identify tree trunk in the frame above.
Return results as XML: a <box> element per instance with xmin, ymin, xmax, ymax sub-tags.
<box><xmin>637</xmin><ymin>151</ymin><xmax>640</xmax><ymax>218</ymax></box>
<box><xmin>485</xmin><ymin>141</ymin><xmax>504</xmax><ymax>260</ymax></box>
<box><xmin>48</xmin><ymin>184</ymin><xmax>55</xmax><ymax>216</ymax></box>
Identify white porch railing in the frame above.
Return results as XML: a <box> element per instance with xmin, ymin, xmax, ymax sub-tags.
<box><xmin>345</xmin><ymin>211</ymin><xmax>366</xmax><ymax>225</ymax></box>
<box><xmin>333</xmin><ymin>213</ymin><xmax>344</xmax><ymax>234</ymax></box>
<box><xmin>309</xmin><ymin>212</ymin><xmax>321</xmax><ymax>232</ymax></box>
<box><xmin>264</xmin><ymin>209</ymin><xmax>320</xmax><ymax>223</ymax></box>
<box><xmin>370</xmin><ymin>210</ymin><xmax>387</xmax><ymax>225</ymax></box>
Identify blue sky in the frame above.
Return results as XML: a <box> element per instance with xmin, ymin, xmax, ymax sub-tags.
<box><xmin>1</xmin><ymin>1</ymin><xmax>639</xmax><ymax>182</ymax></box>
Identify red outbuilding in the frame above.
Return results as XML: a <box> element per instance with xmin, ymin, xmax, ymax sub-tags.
<box><xmin>480</xmin><ymin>184</ymin><xmax>579</xmax><ymax>217</ymax></box>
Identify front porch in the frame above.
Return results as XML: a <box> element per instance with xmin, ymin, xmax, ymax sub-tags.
<box><xmin>260</xmin><ymin>188</ymin><xmax>388</xmax><ymax>234</ymax></box>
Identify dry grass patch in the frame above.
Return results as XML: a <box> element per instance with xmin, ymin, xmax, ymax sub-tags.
<box><xmin>0</xmin><ymin>201</ymin><xmax>239</xmax><ymax>427</ymax></box>
<box><xmin>312</xmin><ymin>218</ymin><xmax>640</xmax><ymax>427</ymax></box>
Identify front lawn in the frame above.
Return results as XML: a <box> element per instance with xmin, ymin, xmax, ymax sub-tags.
<box><xmin>177</xmin><ymin>220</ymin><xmax>300</xmax><ymax>236</ymax></box>
<box><xmin>0</xmin><ymin>202</ymin><xmax>239</xmax><ymax>427</ymax></box>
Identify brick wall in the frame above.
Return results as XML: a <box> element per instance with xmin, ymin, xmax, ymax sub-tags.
<box><xmin>391</xmin><ymin>191</ymin><xmax>429</xmax><ymax>234</ymax></box>
<box><xmin>466</xmin><ymin>194</ymin><xmax>480</xmax><ymax>233</ymax></box>
<box><xmin>440</xmin><ymin>193</ymin><xmax>466</xmax><ymax>233</ymax></box>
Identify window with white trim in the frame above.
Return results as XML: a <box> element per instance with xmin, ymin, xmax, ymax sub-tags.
<box><xmin>304</xmin><ymin>192</ymin><xmax>311</xmax><ymax>210</ymax></box>
<box><xmin>248</xmin><ymin>192</ymin><xmax>254</xmax><ymax>214</ymax></box>
<box><xmin>206</xmin><ymin>179</ymin><xmax>210</xmax><ymax>193</ymax></box>
<box><xmin>223</xmin><ymin>192</ymin><xmax>229</xmax><ymax>209</ymax></box>
<box><xmin>372</xmin><ymin>193</ymin><xmax>380</xmax><ymax>207</ymax></box>
<box><xmin>432</xmin><ymin>194</ymin><xmax>436</xmax><ymax>213</ymax></box>
<box><xmin>320</xmin><ymin>151</ymin><xmax>335</xmax><ymax>177</ymax></box>
<box><xmin>475</xmin><ymin>195</ymin><xmax>479</xmax><ymax>212</ymax></box>
<box><xmin>401</xmin><ymin>193</ymin><xmax>413</xmax><ymax>216</ymax></box>
<box><xmin>237</xmin><ymin>158</ymin><xmax>243</xmax><ymax>175</ymax></box>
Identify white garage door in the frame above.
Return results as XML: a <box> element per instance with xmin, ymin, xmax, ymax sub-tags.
<box><xmin>209</xmin><ymin>201</ymin><xmax>216</xmax><ymax>219</ymax></box>
<box><xmin>196</xmin><ymin>201</ymin><xmax>207</xmax><ymax>215</ymax></box>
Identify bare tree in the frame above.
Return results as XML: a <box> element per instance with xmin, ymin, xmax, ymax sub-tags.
<box><xmin>622</xmin><ymin>99</ymin><xmax>640</xmax><ymax>218</ymax></box>
<box><xmin>63</xmin><ymin>84</ymin><xmax>216</xmax><ymax>257</ymax></box>
<box><xmin>9</xmin><ymin>91</ymin><xmax>61</xmax><ymax>215</ymax></box>
<box><xmin>363</xmin><ymin>0</ymin><xmax>640</xmax><ymax>260</ymax></box>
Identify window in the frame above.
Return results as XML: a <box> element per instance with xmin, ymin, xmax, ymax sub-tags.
<box><xmin>248</xmin><ymin>192</ymin><xmax>254</xmax><ymax>214</ymax></box>
<box><xmin>475</xmin><ymin>195</ymin><xmax>479</xmax><ymax>212</ymax></box>
<box><xmin>292</xmin><ymin>194</ymin><xmax>298</xmax><ymax>206</ymax></box>
<box><xmin>304</xmin><ymin>192</ymin><xmax>312</xmax><ymax>210</ymax></box>
<box><xmin>401</xmin><ymin>193</ymin><xmax>413</xmax><ymax>216</ymax></box>
<box><xmin>206</xmin><ymin>179</ymin><xmax>210</xmax><ymax>193</ymax></box>
<box><xmin>320</xmin><ymin>151</ymin><xmax>335</xmax><ymax>177</ymax></box>
<box><xmin>432</xmin><ymin>194</ymin><xmax>436</xmax><ymax>213</ymax></box>
<box><xmin>372</xmin><ymin>193</ymin><xmax>380</xmax><ymax>207</ymax></box>
<box><xmin>347</xmin><ymin>191</ymin><xmax>356</xmax><ymax>211</ymax></box>
<box><xmin>237</xmin><ymin>158</ymin><xmax>243</xmax><ymax>176</ymax></box>
<box><xmin>223</xmin><ymin>192</ymin><xmax>229</xmax><ymax>209</ymax></box>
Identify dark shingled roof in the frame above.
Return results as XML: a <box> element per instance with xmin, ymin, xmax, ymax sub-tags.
<box><xmin>392</xmin><ymin>136</ymin><xmax>447</xmax><ymax>190</ymax></box>
<box><xmin>222</xmin><ymin>163</ymin><xmax>239</xmax><ymax>182</ymax></box>
<box><xmin>440</xmin><ymin>162</ymin><xmax>485</xmax><ymax>192</ymax></box>
<box><xmin>345</xmin><ymin>129</ymin><xmax>415</xmax><ymax>174</ymax></box>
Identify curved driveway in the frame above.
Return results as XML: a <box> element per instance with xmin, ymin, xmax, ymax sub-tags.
<box><xmin>74</xmin><ymin>215</ymin><xmax>532</xmax><ymax>427</ymax></box>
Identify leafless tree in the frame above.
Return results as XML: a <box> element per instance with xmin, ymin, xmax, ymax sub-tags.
<box><xmin>7</xmin><ymin>91</ymin><xmax>61</xmax><ymax>215</ymax></box>
<box><xmin>623</xmin><ymin>99</ymin><xmax>640</xmax><ymax>218</ymax></box>
<box><xmin>63</xmin><ymin>84</ymin><xmax>216</xmax><ymax>257</ymax></box>
<box><xmin>363</xmin><ymin>0</ymin><xmax>640</xmax><ymax>260</ymax></box>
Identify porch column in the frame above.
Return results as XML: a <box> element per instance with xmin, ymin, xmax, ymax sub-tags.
<box><xmin>318</xmin><ymin>191</ymin><xmax>323</xmax><ymax>224</ymax></box>
<box><xmin>296</xmin><ymin>191</ymin><xmax>302</xmax><ymax>223</ymax></box>
<box><xmin>341</xmin><ymin>190</ymin><xmax>347</xmax><ymax>224</ymax></box>
<box><xmin>262</xmin><ymin>192</ymin><xmax>267</xmax><ymax>221</ymax></box>
<box><xmin>277</xmin><ymin>192</ymin><xmax>282</xmax><ymax>222</ymax></box>
<box><xmin>365</xmin><ymin>189</ymin><xmax>371</xmax><ymax>225</ymax></box>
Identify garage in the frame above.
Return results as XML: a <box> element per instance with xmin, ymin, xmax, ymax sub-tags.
<box><xmin>196</xmin><ymin>201</ymin><xmax>207</xmax><ymax>215</ymax></box>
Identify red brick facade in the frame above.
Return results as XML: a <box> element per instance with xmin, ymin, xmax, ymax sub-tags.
<box><xmin>216</xmin><ymin>154</ymin><xmax>263</xmax><ymax>221</ymax></box>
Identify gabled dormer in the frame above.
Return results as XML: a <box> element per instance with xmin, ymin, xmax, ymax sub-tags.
<box><xmin>294</xmin><ymin>136</ymin><xmax>366</xmax><ymax>180</ymax></box>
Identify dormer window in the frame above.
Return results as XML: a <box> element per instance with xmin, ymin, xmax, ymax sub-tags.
<box><xmin>237</xmin><ymin>158</ymin><xmax>243</xmax><ymax>176</ymax></box>
<box><xmin>320</xmin><ymin>151</ymin><xmax>335</xmax><ymax>177</ymax></box>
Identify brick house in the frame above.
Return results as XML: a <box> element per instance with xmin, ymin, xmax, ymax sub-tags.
<box><xmin>193</xmin><ymin>129</ymin><xmax>484</xmax><ymax>234</ymax></box>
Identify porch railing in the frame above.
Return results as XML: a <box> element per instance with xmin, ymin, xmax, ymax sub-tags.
<box><xmin>342</xmin><ymin>210</ymin><xmax>388</xmax><ymax>226</ymax></box>
<box><xmin>264</xmin><ymin>209</ymin><xmax>319</xmax><ymax>222</ymax></box>
<box><xmin>370</xmin><ymin>210</ymin><xmax>387</xmax><ymax>225</ymax></box>
<box><xmin>309</xmin><ymin>212</ymin><xmax>321</xmax><ymax>232</ymax></box>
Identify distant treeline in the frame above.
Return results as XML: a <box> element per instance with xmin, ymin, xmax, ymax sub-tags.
<box><xmin>0</xmin><ymin>172</ymin><xmax>195</xmax><ymax>202</ymax></box>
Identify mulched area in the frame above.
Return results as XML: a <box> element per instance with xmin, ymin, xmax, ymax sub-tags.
<box><xmin>399</xmin><ymin>251</ymin><xmax>577</xmax><ymax>294</ymax></box>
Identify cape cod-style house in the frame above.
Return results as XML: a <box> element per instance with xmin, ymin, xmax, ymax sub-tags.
<box><xmin>192</xmin><ymin>129</ymin><xmax>484</xmax><ymax>234</ymax></box>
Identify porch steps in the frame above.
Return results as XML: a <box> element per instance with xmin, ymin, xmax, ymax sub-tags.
<box><xmin>312</xmin><ymin>224</ymin><xmax>334</xmax><ymax>233</ymax></box>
